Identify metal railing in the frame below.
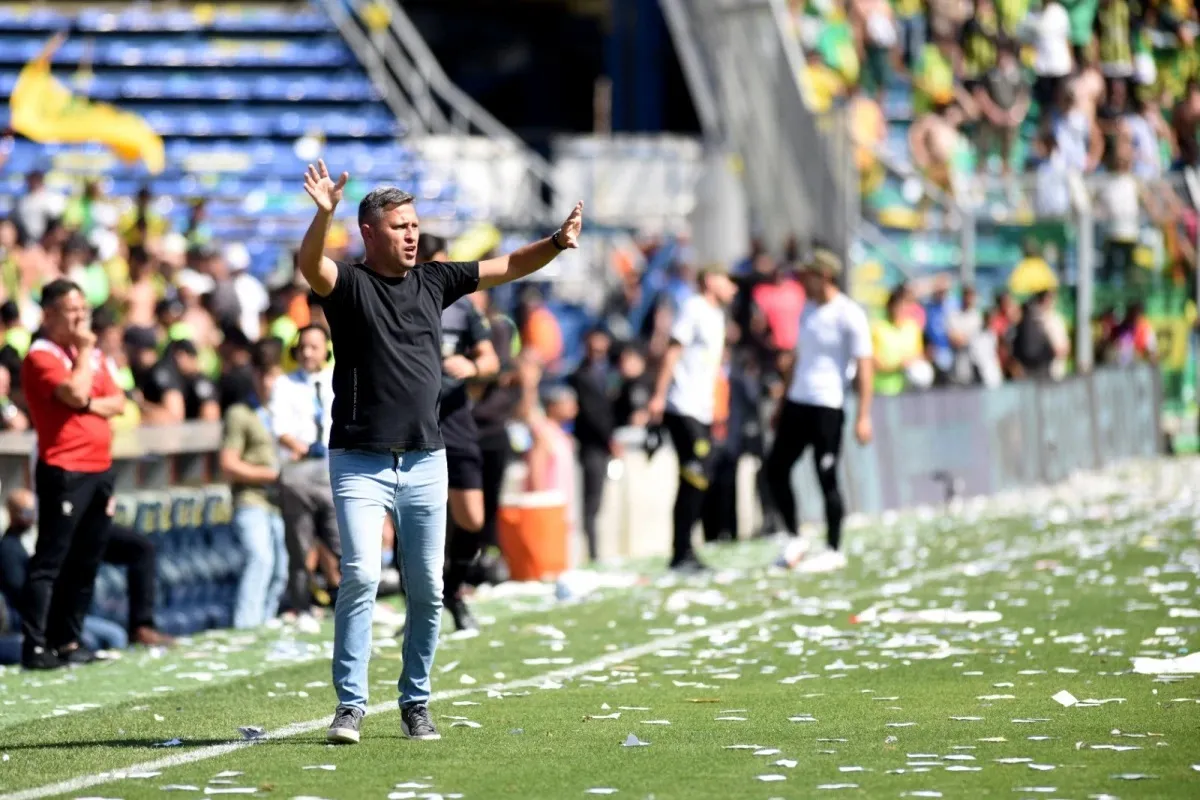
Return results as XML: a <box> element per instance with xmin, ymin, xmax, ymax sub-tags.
<box><xmin>659</xmin><ymin>0</ymin><xmax>855</xmax><ymax>260</ymax></box>
<box><xmin>313</xmin><ymin>0</ymin><xmax>561</xmax><ymax>226</ymax></box>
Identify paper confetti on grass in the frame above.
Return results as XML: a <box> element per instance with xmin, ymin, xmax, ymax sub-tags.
<box><xmin>622</xmin><ymin>733</ymin><xmax>649</xmax><ymax>747</ymax></box>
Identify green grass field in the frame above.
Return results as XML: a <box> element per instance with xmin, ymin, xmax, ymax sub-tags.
<box><xmin>2</xmin><ymin>460</ymin><xmax>1199</xmax><ymax>800</ymax></box>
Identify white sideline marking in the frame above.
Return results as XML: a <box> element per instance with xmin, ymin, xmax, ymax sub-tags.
<box><xmin>0</xmin><ymin>533</ymin><xmax>1106</xmax><ymax>800</ymax></box>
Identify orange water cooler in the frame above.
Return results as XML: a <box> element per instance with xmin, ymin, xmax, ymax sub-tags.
<box><xmin>497</xmin><ymin>488</ymin><xmax>570</xmax><ymax>581</ymax></box>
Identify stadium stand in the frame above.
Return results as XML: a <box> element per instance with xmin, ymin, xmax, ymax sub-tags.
<box><xmin>0</xmin><ymin>2</ymin><xmax>483</xmax><ymax>280</ymax></box>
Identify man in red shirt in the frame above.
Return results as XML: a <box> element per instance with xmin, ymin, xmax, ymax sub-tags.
<box><xmin>19</xmin><ymin>279</ymin><xmax>126</xmax><ymax>670</ymax></box>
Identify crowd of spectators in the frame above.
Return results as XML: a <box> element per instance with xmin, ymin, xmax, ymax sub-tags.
<box><xmin>794</xmin><ymin>0</ymin><xmax>1200</xmax><ymax>273</ymax></box>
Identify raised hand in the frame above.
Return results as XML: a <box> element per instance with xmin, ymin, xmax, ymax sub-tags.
<box><xmin>557</xmin><ymin>201</ymin><xmax>583</xmax><ymax>249</ymax></box>
<box><xmin>304</xmin><ymin>159</ymin><xmax>349</xmax><ymax>213</ymax></box>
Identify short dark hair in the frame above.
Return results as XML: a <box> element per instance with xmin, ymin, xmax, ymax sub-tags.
<box><xmin>92</xmin><ymin>305</ymin><xmax>117</xmax><ymax>334</ymax></box>
<box><xmin>41</xmin><ymin>279</ymin><xmax>83</xmax><ymax>309</ymax></box>
<box><xmin>0</xmin><ymin>301</ymin><xmax>19</xmax><ymax>326</ymax></box>
<box><xmin>418</xmin><ymin>234</ymin><xmax>447</xmax><ymax>262</ymax></box>
<box><xmin>253</xmin><ymin>337</ymin><xmax>285</xmax><ymax>373</ymax></box>
<box><xmin>296</xmin><ymin>323</ymin><xmax>330</xmax><ymax>345</ymax></box>
<box><xmin>358</xmin><ymin>186</ymin><xmax>415</xmax><ymax>228</ymax></box>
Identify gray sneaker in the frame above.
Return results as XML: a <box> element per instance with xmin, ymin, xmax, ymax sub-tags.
<box><xmin>400</xmin><ymin>702</ymin><xmax>441</xmax><ymax>740</ymax></box>
<box><xmin>327</xmin><ymin>706</ymin><xmax>364</xmax><ymax>744</ymax></box>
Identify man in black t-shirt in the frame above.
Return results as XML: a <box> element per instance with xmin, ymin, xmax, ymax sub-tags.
<box><xmin>134</xmin><ymin>338</ymin><xmax>219</xmax><ymax>422</ymax></box>
<box><xmin>297</xmin><ymin>159</ymin><xmax>582</xmax><ymax>745</ymax></box>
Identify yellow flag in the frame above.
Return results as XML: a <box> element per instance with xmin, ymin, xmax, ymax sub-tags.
<box><xmin>9</xmin><ymin>42</ymin><xmax>165</xmax><ymax>174</ymax></box>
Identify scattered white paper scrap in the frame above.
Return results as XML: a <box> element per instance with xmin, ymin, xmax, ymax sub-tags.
<box><xmin>995</xmin><ymin>758</ymin><xmax>1033</xmax><ymax>764</ymax></box>
<box><xmin>451</xmin><ymin>720</ymin><xmax>482</xmax><ymax>729</ymax></box>
<box><xmin>303</xmin><ymin>765</ymin><xmax>337</xmax><ymax>771</ymax></box>
<box><xmin>1052</xmin><ymin>690</ymin><xmax>1078</xmax><ymax>707</ymax></box>
<box><xmin>452</xmin><ymin>701</ymin><xmax>481</xmax><ymax>707</ymax></box>
<box><xmin>214</xmin><ymin>772</ymin><xmax>243</xmax><ymax>779</ymax></box>
<box><xmin>153</xmin><ymin>738</ymin><xmax>183</xmax><ymax>748</ymax></box>
<box><xmin>1131</xmin><ymin>652</ymin><xmax>1200</xmax><ymax>674</ymax></box>
<box><xmin>203</xmin><ymin>790</ymin><xmax>257</xmax><ymax>796</ymax></box>
<box><xmin>622</xmin><ymin>733</ymin><xmax>649</xmax><ymax>747</ymax></box>
<box><xmin>1111</xmin><ymin>773</ymin><xmax>1157</xmax><ymax>780</ymax></box>
<box><xmin>788</xmin><ymin>716</ymin><xmax>817</xmax><ymax>723</ymax></box>
<box><xmin>753</xmin><ymin>748</ymin><xmax>782</xmax><ymax>756</ymax></box>
<box><xmin>903</xmin><ymin>793</ymin><xmax>942</xmax><ymax>798</ymax></box>
<box><xmin>587</xmin><ymin>713</ymin><xmax>621</xmax><ymax>720</ymax></box>
<box><xmin>724</xmin><ymin>744</ymin><xmax>762</xmax><ymax>750</ymax></box>
<box><xmin>585</xmin><ymin>790</ymin><xmax>619</xmax><ymax>795</ymax></box>
<box><xmin>716</xmin><ymin>716</ymin><xmax>747</xmax><ymax>722</ymax></box>
<box><xmin>1028</xmin><ymin>764</ymin><xmax>1056</xmax><ymax>771</ymax></box>
<box><xmin>127</xmin><ymin>771</ymin><xmax>161</xmax><ymax>779</ymax></box>
<box><xmin>237</xmin><ymin>727</ymin><xmax>264</xmax><ymax>740</ymax></box>
<box><xmin>161</xmin><ymin>786</ymin><xmax>201</xmax><ymax>792</ymax></box>
<box><xmin>950</xmin><ymin>716</ymin><xmax>983</xmax><ymax>721</ymax></box>
<box><xmin>816</xmin><ymin>784</ymin><xmax>859</xmax><ymax>790</ymax></box>
<box><xmin>887</xmin><ymin>722</ymin><xmax>918</xmax><ymax>728</ymax></box>
<box><xmin>773</xmin><ymin>759</ymin><xmax>798</xmax><ymax>768</ymax></box>
<box><xmin>641</xmin><ymin>720</ymin><xmax>671</xmax><ymax>725</ymax></box>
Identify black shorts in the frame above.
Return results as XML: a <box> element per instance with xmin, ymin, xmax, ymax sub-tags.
<box><xmin>662</xmin><ymin>412</ymin><xmax>716</xmax><ymax>490</ymax></box>
<box><xmin>442</xmin><ymin>404</ymin><xmax>483</xmax><ymax>490</ymax></box>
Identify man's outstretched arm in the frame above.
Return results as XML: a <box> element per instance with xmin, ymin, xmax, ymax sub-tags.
<box><xmin>478</xmin><ymin>202</ymin><xmax>583</xmax><ymax>290</ymax></box>
<box><xmin>298</xmin><ymin>159</ymin><xmax>348</xmax><ymax>297</ymax></box>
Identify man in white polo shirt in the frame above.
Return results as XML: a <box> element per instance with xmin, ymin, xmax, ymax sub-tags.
<box><xmin>648</xmin><ymin>267</ymin><xmax>737</xmax><ymax>572</ymax></box>
<box><xmin>766</xmin><ymin>247</ymin><xmax>873</xmax><ymax>573</ymax></box>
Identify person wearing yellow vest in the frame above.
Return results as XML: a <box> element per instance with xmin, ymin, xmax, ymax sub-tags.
<box><xmin>871</xmin><ymin>288</ymin><xmax>925</xmax><ymax>395</ymax></box>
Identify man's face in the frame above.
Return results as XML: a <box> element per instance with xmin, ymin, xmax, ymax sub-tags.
<box><xmin>963</xmin><ymin>289</ymin><xmax>977</xmax><ymax>309</ymax></box>
<box><xmin>363</xmin><ymin>203</ymin><xmax>420</xmax><ymax>270</ymax></box>
<box><xmin>45</xmin><ymin>289</ymin><xmax>89</xmax><ymax>340</ymax></box>
<box><xmin>586</xmin><ymin>332</ymin><xmax>610</xmax><ymax>362</ymax></box>
<box><xmin>707</xmin><ymin>273</ymin><xmax>737</xmax><ymax>306</ymax></box>
<box><xmin>799</xmin><ymin>269</ymin><xmax>824</xmax><ymax>296</ymax></box>
<box><xmin>254</xmin><ymin>366</ymin><xmax>281</xmax><ymax>404</ymax></box>
<box><xmin>296</xmin><ymin>329</ymin><xmax>329</xmax><ymax>373</ymax></box>
<box><xmin>174</xmin><ymin>350</ymin><xmax>199</xmax><ymax>376</ymax></box>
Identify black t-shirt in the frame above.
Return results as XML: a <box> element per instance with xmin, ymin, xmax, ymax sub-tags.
<box><xmin>320</xmin><ymin>259</ymin><xmax>480</xmax><ymax>451</ymax></box>
<box><xmin>135</xmin><ymin>359</ymin><xmax>216</xmax><ymax>419</ymax></box>
<box><xmin>439</xmin><ymin>296</ymin><xmax>490</xmax><ymax>419</ymax></box>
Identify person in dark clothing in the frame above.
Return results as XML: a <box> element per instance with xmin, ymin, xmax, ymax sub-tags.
<box><xmin>418</xmin><ymin>235</ymin><xmax>500</xmax><ymax>632</ymax></box>
<box><xmin>612</xmin><ymin>343</ymin><xmax>652</xmax><ymax>427</ymax></box>
<box><xmin>135</xmin><ymin>339</ymin><xmax>220</xmax><ymax>422</ymax></box>
<box><xmin>469</xmin><ymin>293</ymin><xmax>522</xmax><ymax>581</ymax></box>
<box><xmin>567</xmin><ymin>327</ymin><xmax>619</xmax><ymax>562</ymax></box>
<box><xmin>103</xmin><ymin>524</ymin><xmax>174</xmax><ymax>646</ymax></box>
<box><xmin>701</xmin><ymin>345</ymin><xmax>763</xmax><ymax>543</ymax></box>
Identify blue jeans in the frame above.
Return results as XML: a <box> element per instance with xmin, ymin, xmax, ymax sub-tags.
<box><xmin>232</xmin><ymin>504</ymin><xmax>288</xmax><ymax>629</ymax></box>
<box><xmin>329</xmin><ymin>448</ymin><xmax>447</xmax><ymax>711</ymax></box>
<box><xmin>82</xmin><ymin>615</ymin><xmax>128</xmax><ymax>651</ymax></box>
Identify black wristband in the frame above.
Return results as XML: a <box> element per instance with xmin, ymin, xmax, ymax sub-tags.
<box><xmin>551</xmin><ymin>230</ymin><xmax>567</xmax><ymax>251</ymax></box>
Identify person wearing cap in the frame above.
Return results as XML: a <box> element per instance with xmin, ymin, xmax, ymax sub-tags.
<box><xmin>18</xmin><ymin>279</ymin><xmax>127</xmax><ymax>669</ymax></box>
<box><xmin>765</xmin><ymin>246</ymin><xmax>873</xmax><ymax>574</ymax></box>
<box><xmin>646</xmin><ymin>266</ymin><xmax>738</xmax><ymax>572</ymax></box>
<box><xmin>227</xmin><ymin>242</ymin><xmax>269</xmax><ymax>341</ymax></box>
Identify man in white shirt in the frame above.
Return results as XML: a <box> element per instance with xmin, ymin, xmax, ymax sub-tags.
<box><xmin>766</xmin><ymin>248</ymin><xmax>874</xmax><ymax>573</ymax></box>
<box><xmin>648</xmin><ymin>267</ymin><xmax>737</xmax><ymax>571</ymax></box>
<box><xmin>269</xmin><ymin>324</ymin><xmax>340</xmax><ymax>613</ymax></box>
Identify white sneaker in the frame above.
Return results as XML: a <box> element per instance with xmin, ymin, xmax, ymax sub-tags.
<box><xmin>795</xmin><ymin>549</ymin><xmax>847</xmax><ymax>574</ymax></box>
<box><xmin>775</xmin><ymin>537</ymin><xmax>811</xmax><ymax>569</ymax></box>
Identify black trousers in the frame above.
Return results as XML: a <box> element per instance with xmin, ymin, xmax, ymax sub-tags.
<box><xmin>103</xmin><ymin>524</ymin><xmax>157</xmax><ymax>634</ymax></box>
<box><xmin>765</xmin><ymin>401</ymin><xmax>847</xmax><ymax>550</ymax></box>
<box><xmin>478</xmin><ymin>437</ymin><xmax>510</xmax><ymax>548</ymax></box>
<box><xmin>701</xmin><ymin>445</ymin><xmax>739</xmax><ymax>543</ymax></box>
<box><xmin>663</xmin><ymin>412</ymin><xmax>715</xmax><ymax>564</ymax></box>
<box><xmin>579</xmin><ymin>444</ymin><xmax>609</xmax><ymax>562</ymax></box>
<box><xmin>21</xmin><ymin>462</ymin><xmax>115</xmax><ymax>654</ymax></box>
